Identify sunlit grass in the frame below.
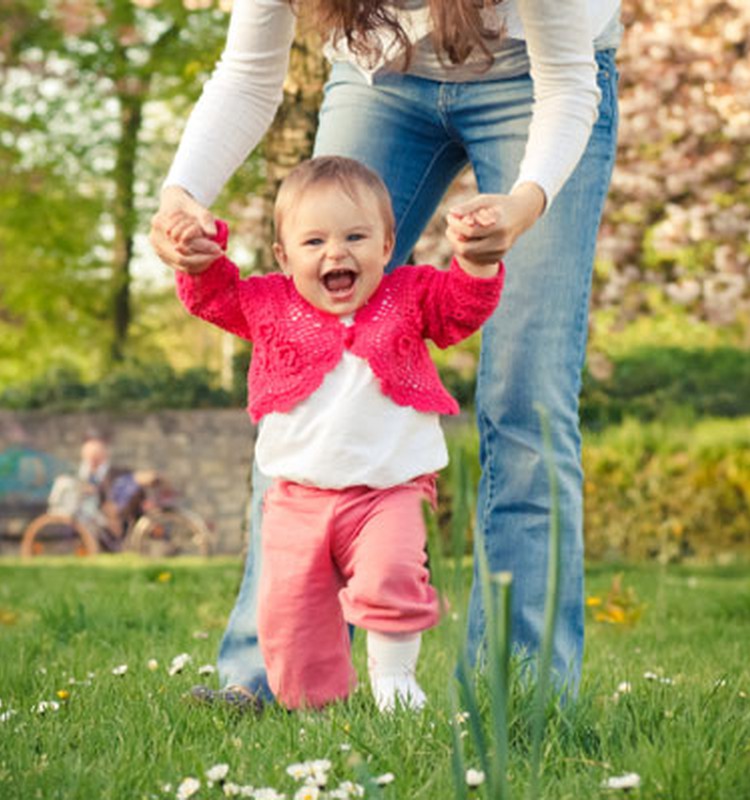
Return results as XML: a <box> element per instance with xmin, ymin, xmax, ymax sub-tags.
<box><xmin>1</xmin><ymin>556</ymin><xmax>749</xmax><ymax>799</ymax></box>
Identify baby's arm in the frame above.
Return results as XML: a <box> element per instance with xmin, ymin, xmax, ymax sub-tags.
<box><xmin>174</xmin><ymin>220</ymin><xmax>257</xmax><ymax>341</ymax></box>
<box><xmin>416</xmin><ymin>260</ymin><xmax>504</xmax><ymax>349</ymax></box>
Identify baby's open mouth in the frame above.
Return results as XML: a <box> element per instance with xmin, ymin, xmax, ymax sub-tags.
<box><xmin>323</xmin><ymin>269</ymin><xmax>357</xmax><ymax>293</ymax></box>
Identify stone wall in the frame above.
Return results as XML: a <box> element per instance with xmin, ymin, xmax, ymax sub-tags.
<box><xmin>0</xmin><ymin>409</ymin><xmax>257</xmax><ymax>554</ymax></box>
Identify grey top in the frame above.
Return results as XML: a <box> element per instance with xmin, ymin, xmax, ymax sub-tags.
<box><xmin>399</xmin><ymin>1</ymin><xmax>622</xmax><ymax>82</ymax></box>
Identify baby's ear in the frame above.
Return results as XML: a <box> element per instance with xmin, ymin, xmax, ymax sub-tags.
<box><xmin>273</xmin><ymin>242</ymin><xmax>289</xmax><ymax>273</ymax></box>
<box><xmin>383</xmin><ymin>231</ymin><xmax>395</xmax><ymax>264</ymax></box>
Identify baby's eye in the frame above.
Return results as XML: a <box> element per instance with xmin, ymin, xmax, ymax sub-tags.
<box><xmin>347</xmin><ymin>232</ymin><xmax>366</xmax><ymax>242</ymax></box>
<box><xmin>303</xmin><ymin>237</ymin><xmax>324</xmax><ymax>246</ymax></box>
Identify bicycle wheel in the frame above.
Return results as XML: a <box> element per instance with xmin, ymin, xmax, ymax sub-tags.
<box><xmin>20</xmin><ymin>514</ymin><xmax>100</xmax><ymax>557</ymax></box>
<box><xmin>129</xmin><ymin>509</ymin><xmax>212</xmax><ymax>557</ymax></box>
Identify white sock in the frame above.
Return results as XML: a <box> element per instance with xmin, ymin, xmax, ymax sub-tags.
<box><xmin>367</xmin><ymin>631</ymin><xmax>426</xmax><ymax>712</ymax></box>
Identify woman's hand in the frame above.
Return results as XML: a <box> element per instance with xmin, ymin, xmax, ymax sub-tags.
<box><xmin>446</xmin><ymin>182</ymin><xmax>547</xmax><ymax>271</ymax></box>
<box><xmin>149</xmin><ymin>186</ymin><xmax>221</xmax><ymax>274</ymax></box>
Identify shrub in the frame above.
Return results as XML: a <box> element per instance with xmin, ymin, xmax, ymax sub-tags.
<box><xmin>583</xmin><ymin>417</ymin><xmax>750</xmax><ymax>563</ymax></box>
<box><xmin>581</xmin><ymin>344</ymin><xmax>750</xmax><ymax>429</ymax></box>
<box><xmin>0</xmin><ymin>362</ymin><xmax>235</xmax><ymax>412</ymax></box>
<box><xmin>441</xmin><ymin>417</ymin><xmax>750</xmax><ymax>563</ymax></box>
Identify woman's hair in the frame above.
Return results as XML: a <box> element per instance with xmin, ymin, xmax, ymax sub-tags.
<box><xmin>274</xmin><ymin>156</ymin><xmax>395</xmax><ymax>242</ymax></box>
<box><xmin>292</xmin><ymin>1</ymin><xmax>497</xmax><ymax>69</ymax></box>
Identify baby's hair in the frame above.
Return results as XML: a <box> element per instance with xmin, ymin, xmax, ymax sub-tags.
<box><xmin>274</xmin><ymin>156</ymin><xmax>395</xmax><ymax>243</ymax></box>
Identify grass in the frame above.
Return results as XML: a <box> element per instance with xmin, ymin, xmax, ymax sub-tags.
<box><xmin>1</xmin><ymin>557</ymin><xmax>749</xmax><ymax>799</ymax></box>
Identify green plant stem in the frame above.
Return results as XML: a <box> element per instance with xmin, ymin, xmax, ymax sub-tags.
<box><xmin>528</xmin><ymin>404</ymin><xmax>563</xmax><ymax>800</ymax></box>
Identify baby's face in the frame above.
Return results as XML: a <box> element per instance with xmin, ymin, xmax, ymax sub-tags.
<box><xmin>273</xmin><ymin>184</ymin><xmax>394</xmax><ymax>317</ymax></box>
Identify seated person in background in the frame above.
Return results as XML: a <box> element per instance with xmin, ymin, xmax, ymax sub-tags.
<box><xmin>49</xmin><ymin>437</ymin><xmax>153</xmax><ymax>550</ymax></box>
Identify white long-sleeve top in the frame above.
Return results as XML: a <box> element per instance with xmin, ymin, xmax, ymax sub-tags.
<box><xmin>166</xmin><ymin>0</ymin><xmax>620</xmax><ymax>208</ymax></box>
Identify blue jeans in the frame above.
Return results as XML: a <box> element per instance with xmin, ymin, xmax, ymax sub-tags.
<box><xmin>217</xmin><ymin>51</ymin><xmax>619</xmax><ymax>697</ymax></box>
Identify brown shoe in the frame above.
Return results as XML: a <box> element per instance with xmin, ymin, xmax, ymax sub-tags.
<box><xmin>187</xmin><ymin>684</ymin><xmax>265</xmax><ymax>713</ymax></box>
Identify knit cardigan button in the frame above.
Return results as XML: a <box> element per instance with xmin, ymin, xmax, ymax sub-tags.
<box><xmin>344</xmin><ymin>328</ymin><xmax>355</xmax><ymax>348</ymax></box>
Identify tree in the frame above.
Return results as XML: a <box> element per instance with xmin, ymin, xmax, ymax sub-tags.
<box><xmin>0</xmin><ymin>0</ymin><xmax>229</xmax><ymax>371</ymax></box>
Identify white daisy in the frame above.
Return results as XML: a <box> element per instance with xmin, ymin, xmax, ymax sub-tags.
<box><xmin>168</xmin><ymin>653</ymin><xmax>192</xmax><ymax>676</ymax></box>
<box><xmin>35</xmin><ymin>701</ymin><xmax>61</xmax><ymax>714</ymax></box>
<box><xmin>602</xmin><ymin>772</ymin><xmax>641</xmax><ymax>791</ymax></box>
<box><xmin>293</xmin><ymin>787</ymin><xmax>320</xmax><ymax>800</ymax></box>
<box><xmin>176</xmin><ymin>777</ymin><xmax>201</xmax><ymax>800</ymax></box>
<box><xmin>286</xmin><ymin>764</ymin><xmax>310</xmax><ymax>781</ymax></box>
<box><xmin>374</xmin><ymin>773</ymin><xmax>395</xmax><ymax>786</ymax></box>
<box><xmin>339</xmin><ymin>782</ymin><xmax>364</xmax><ymax>797</ymax></box>
<box><xmin>206</xmin><ymin>763</ymin><xmax>230</xmax><ymax>783</ymax></box>
<box><xmin>253</xmin><ymin>789</ymin><xmax>286</xmax><ymax>800</ymax></box>
<box><xmin>112</xmin><ymin>664</ymin><xmax>128</xmax><ymax>676</ymax></box>
<box><xmin>465</xmin><ymin>769</ymin><xmax>485</xmax><ymax>788</ymax></box>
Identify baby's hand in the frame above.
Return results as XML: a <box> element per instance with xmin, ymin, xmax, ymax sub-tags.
<box><xmin>165</xmin><ymin>211</ymin><xmax>206</xmax><ymax>247</ymax></box>
<box><xmin>446</xmin><ymin>185</ymin><xmax>546</xmax><ymax>275</ymax></box>
<box><xmin>446</xmin><ymin>206</ymin><xmax>500</xmax><ymax>277</ymax></box>
<box><xmin>149</xmin><ymin>186</ymin><xmax>221</xmax><ymax>275</ymax></box>
<box><xmin>449</xmin><ymin>207</ymin><xmax>496</xmax><ymax>231</ymax></box>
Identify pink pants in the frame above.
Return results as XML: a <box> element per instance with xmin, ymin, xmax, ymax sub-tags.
<box><xmin>258</xmin><ymin>474</ymin><xmax>441</xmax><ymax>709</ymax></box>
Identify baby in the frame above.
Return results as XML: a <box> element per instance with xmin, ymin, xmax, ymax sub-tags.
<box><xmin>166</xmin><ymin>156</ymin><xmax>504</xmax><ymax>711</ymax></box>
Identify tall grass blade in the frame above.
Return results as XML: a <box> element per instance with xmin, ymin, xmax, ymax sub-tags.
<box><xmin>490</xmin><ymin>571</ymin><xmax>512</xmax><ymax>800</ymax></box>
<box><xmin>449</xmin><ymin>444</ymin><xmax>473</xmax><ymax>610</ymax></box>
<box><xmin>449</xmin><ymin>683</ymin><xmax>470</xmax><ymax>800</ymax></box>
<box><xmin>527</xmin><ymin>403</ymin><xmax>563</xmax><ymax>800</ymax></box>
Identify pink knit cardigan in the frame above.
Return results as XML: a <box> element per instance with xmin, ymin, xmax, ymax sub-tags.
<box><xmin>176</xmin><ymin>222</ymin><xmax>504</xmax><ymax>422</ymax></box>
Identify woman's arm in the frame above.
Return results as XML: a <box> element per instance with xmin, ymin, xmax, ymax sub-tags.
<box><xmin>513</xmin><ymin>0</ymin><xmax>601</xmax><ymax>206</ymax></box>
<box><xmin>443</xmin><ymin>0</ymin><xmax>602</xmax><ymax>267</ymax></box>
<box><xmin>165</xmin><ymin>0</ymin><xmax>296</xmax><ymax>206</ymax></box>
<box><xmin>151</xmin><ymin>0</ymin><xmax>295</xmax><ymax>270</ymax></box>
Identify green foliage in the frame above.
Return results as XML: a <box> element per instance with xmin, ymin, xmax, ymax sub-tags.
<box><xmin>437</xmin><ymin>416</ymin><xmax>750</xmax><ymax>565</ymax></box>
<box><xmin>0</xmin><ymin>361</ymin><xmax>237</xmax><ymax>412</ymax></box>
<box><xmin>581</xmin><ymin>345</ymin><xmax>750</xmax><ymax>429</ymax></box>
<box><xmin>583</xmin><ymin>417</ymin><xmax>750</xmax><ymax>563</ymax></box>
<box><xmin>0</xmin><ymin>0</ymin><xmax>246</xmax><ymax>375</ymax></box>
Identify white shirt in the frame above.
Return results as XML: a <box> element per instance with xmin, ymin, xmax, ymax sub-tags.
<box><xmin>256</xmin><ymin>350</ymin><xmax>448</xmax><ymax>489</ymax></box>
<box><xmin>166</xmin><ymin>0</ymin><xmax>620</xmax><ymax>208</ymax></box>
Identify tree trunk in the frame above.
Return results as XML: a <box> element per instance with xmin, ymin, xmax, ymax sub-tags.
<box><xmin>252</xmin><ymin>26</ymin><xmax>329</xmax><ymax>270</ymax></box>
<box><xmin>110</xmin><ymin>77</ymin><xmax>146</xmax><ymax>363</ymax></box>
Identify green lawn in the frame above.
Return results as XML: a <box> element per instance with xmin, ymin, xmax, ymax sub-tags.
<box><xmin>1</xmin><ymin>558</ymin><xmax>748</xmax><ymax>799</ymax></box>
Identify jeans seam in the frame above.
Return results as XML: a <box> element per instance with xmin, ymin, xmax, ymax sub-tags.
<box><xmin>393</xmin><ymin>140</ymin><xmax>465</xmax><ymax>250</ymax></box>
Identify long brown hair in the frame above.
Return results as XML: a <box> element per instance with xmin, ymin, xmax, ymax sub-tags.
<box><xmin>292</xmin><ymin>1</ymin><xmax>496</xmax><ymax>69</ymax></box>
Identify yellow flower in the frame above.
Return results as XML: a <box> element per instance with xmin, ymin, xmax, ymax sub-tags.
<box><xmin>157</xmin><ymin>571</ymin><xmax>172</xmax><ymax>583</ymax></box>
<box><xmin>588</xmin><ymin>574</ymin><xmax>646</xmax><ymax>626</ymax></box>
<box><xmin>56</xmin><ymin>690</ymin><xmax>70</xmax><ymax>701</ymax></box>
<box><xmin>0</xmin><ymin>608</ymin><xmax>19</xmax><ymax>626</ymax></box>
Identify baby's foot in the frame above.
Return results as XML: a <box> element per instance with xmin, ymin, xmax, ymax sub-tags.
<box><xmin>371</xmin><ymin>676</ymin><xmax>426</xmax><ymax>712</ymax></box>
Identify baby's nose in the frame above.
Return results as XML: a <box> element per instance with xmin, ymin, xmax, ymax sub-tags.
<box><xmin>326</xmin><ymin>239</ymin><xmax>348</xmax><ymax>259</ymax></box>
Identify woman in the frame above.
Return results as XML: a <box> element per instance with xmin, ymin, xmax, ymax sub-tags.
<box><xmin>150</xmin><ymin>0</ymin><xmax>621</xmax><ymax>705</ymax></box>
